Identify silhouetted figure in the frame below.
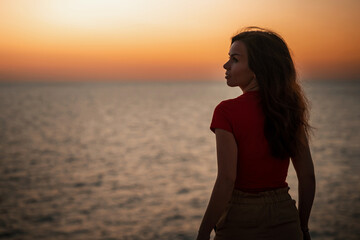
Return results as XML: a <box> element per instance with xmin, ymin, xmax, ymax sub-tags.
<box><xmin>197</xmin><ymin>27</ymin><xmax>315</xmax><ymax>240</ymax></box>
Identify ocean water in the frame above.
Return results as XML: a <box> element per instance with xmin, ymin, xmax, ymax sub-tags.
<box><xmin>0</xmin><ymin>80</ymin><xmax>359</xmax><ymax>240</ymax></box>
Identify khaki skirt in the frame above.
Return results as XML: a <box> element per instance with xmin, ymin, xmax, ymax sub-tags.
<box><xmin>214</xmin><ymin>187</ymin><xmax>303</xmax><ymax>240</ymax></box>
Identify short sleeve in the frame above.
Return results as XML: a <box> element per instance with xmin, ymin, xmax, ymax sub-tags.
<box><xmin>210</xmin><ymin>102</ymin><xmax>233</xmax><ymax>134</ymax></box>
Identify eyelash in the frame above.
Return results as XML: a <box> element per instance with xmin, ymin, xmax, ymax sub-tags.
<box><xmin>230</xmin><ymin>57</ymin><xmax>238</xmax><ymax>62</ymax></box>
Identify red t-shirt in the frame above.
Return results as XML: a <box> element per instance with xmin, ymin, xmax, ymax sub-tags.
<box><xmin>210</xmin><ymin>90</ymin><xmax>289</xmax><ymax>192</ymax></box>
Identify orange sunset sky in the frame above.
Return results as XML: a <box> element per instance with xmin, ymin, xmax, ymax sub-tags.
<box><xmin>0</xmin><ymin>0</ymin><xmax>359</xmax><ymax>82</ymax></box>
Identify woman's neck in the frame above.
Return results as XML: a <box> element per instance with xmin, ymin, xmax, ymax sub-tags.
<box><xmin>243</xmin><ymin>86</ymin><xmax>259</xmax><ymax>93</ymax></box>
<box><xmin>241</xmin><ymin>76</ymin><xmax>259</xmax><ymax>93</ymax></box>
<box><xmin>242</xmin><ymin>83</ymin><xmax>259</xmax><ymax>93</ymax></box>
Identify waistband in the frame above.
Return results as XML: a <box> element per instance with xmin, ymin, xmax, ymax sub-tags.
<box><xmin>230</xmin><ymin>187</ymin><xmax>292</xmax><ymax>204</ymax></box>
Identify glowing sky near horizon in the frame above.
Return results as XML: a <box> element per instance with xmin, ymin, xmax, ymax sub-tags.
<box><xmin>0</xmin><ymin>0</ymin><xmax>359</xmax><ymax>81</ymax></box>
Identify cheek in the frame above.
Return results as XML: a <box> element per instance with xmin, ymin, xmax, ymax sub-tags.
<box><xmin>245</xmin><ymin>69</ymin><xmax>254</xmax><ymax>79</ymax></box>
<box><xmin>234</xmin><ymin>64</ymin><xmax>252</xmax><ymax>78</ymax></box>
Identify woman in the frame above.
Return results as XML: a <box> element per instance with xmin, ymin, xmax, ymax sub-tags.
<box><xmin>196</xmin><ymin>27</ymin><xmax>316</xmax><ymax>240</ymax></box>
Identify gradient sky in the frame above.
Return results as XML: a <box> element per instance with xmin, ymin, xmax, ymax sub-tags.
<box><xmin>1</xmin><ymin>0</ymin><xmax>359</xmax><ymax>82</ymax></box>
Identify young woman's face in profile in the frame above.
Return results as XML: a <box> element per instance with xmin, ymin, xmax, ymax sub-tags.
<box><xmin>223</xmin><ymin>40</ymin><xmax>255</xmax><ymax>89</ymax></box>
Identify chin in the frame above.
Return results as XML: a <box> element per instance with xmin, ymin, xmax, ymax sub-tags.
<box><xmin>226</xmin><ymin>81</ymin><xmax>238</xmax><ymax>87</ymax></box>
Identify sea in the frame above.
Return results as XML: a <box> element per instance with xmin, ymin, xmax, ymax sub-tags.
<box><xmin>0</xmin><ymin>80</ymin><xmax>359</xmax><ymax>240</ymax></box>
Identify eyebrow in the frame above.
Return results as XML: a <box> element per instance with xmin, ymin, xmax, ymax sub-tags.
<box><xmin>228</xmin><ymin>53</ymin><xmax>242</xmax><ymax>57</ymax></box>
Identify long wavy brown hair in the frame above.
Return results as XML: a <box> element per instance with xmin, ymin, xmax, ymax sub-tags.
<box><xmin>231</xmin><ymin>27</ymin><xmax>312</xmax><ymax>159</ymax></box>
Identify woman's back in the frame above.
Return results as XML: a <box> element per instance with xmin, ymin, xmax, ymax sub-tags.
<box><xmin>210</xmin><ymin>90</ymin><xmax>289</xmax><ymax>192</ymax></box>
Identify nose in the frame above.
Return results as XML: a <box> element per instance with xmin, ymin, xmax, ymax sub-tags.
<box><xmin>223</xmin><ymin>60</ymin><xmax>230</xmax><ymax>70</ymax></box>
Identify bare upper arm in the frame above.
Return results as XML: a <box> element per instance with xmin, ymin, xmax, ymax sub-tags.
<box><xmin>291</xmin><ymin>128</ymin><xmax>315</xmax><ymax>180</ymax></box>
<box><xmin>214</xmin><ymin>128</ymin><xmax>237</xmax><ymax>183</ymax></box>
